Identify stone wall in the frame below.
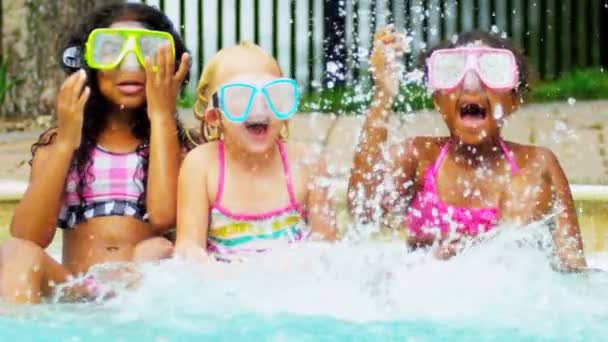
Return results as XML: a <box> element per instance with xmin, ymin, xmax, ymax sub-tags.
<box><xmin>1</xmin><ymin>0</ymin><xmax>124</xmax><ymax>117</ymax></box>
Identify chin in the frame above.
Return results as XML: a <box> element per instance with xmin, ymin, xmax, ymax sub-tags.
<box><xmin>453</xmin><ymin>128</ymin><xmax>491</xmax><ymax>145</ymax></box>
<box><xmin>105</xmin><ymin>94</ymin><xmax>146</xmax><ymax>109</ymax></box>
<box><xmin>243</xmin><ymin>139</ymin><xmax>277</xmax><ymax>154</ymax></box>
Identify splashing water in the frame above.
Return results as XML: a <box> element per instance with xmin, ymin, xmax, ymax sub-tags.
<box><xmin>2</xmin><ymin>222</ymin><xmax>608</xmax><ymax>340</ymax></box>
<box><xmin>493</xmin><ymin>103</ymin><xmax>504</xmax><ymax>120</ymax></box>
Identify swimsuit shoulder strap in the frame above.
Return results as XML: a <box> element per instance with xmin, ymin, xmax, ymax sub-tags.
<box><xmin>277</xmin><ymin>140</ymin><xmax>299</xmax><ymax>208</ymax></box>
<box><xmin>214</xmin><ymin>140</ymin><xmax>226</xmax><ymax>207</ymax></box>
<box><xmin>431</xmin><ymin>140</ymin><xmax>452</xmax><ymax>176</ymax></box>
<box><xmin>498</xmin><ymin>139</ymin><xmax>520</xmax><ymax>175</ymax></box>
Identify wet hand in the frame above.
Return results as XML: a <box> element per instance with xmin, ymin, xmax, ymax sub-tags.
<box><xmin>145</xmin><ymin>43</ymin><xmax>190</xmax><ymax>122</ymax></box>
<box><xmin>174</xmin><ymin>242</ymin><xmax>212</xmax><ymax>264</ymax></box>
<box><xmin>433</xmin><ymin>238</ymin><xmax>461</xmax><ymax>260</ymax></box>
<box><xmin>370</xmin><ymin>25</ymin><xmax>409</xmax><ymax>101</ymax></box>
<box><xmin>56</xmin><ymin>69</ymin><xmax>90</xmax><ymax>149</ymax></box>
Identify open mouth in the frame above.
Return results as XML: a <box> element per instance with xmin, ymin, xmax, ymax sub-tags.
<box><xmin>459</xmin><ymin>102</ymin><xmax>487</xmax><ymax>120</ymax></box>
<box><xmin>458</xmin><ymin>102</ymin><xmax>488</xmax><ymax>129</ymax></box>
<box><xmin>244</xmin><ymin>119</ymin><xmax>270</xmax><ymax>136</ymax></box>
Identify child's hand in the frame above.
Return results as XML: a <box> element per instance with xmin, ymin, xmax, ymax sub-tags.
<box><xmin>370</xmin><ymin>25</ymin><xmax>409</xmax><ymax>101</ymax></box>
<box><xmin>56</xmin><ymin>69</ymin><xmax>90</xmax><ymax>149</ymax></box>
<box><xmin>433</xmin><ymin>238</ymin><xmax>461</xmax><ymax>260</ymax></box>
<box><xmin>174</xmin><ymin>242</ymin><xmax>212</xmax><ymax>264</ymax></box>
<box><xmin>145</xmin><ymin>43</ymin><xmax>190</xmax><ymax>122</ymax></box>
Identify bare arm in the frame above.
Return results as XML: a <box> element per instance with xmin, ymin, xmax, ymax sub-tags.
<box><xmin>306</xmin><ymin>155</ymin><xmax>338</xmax><ymax>241</ymax></box>
<box><xmin>145</xmin><ymin>115</ymin><xmax>181</xmax><ymax>231</ymax></box>
<box><xmin>174</xmin><ymin>148</ymin><xmax>210</xmax><ymax>260</ymax></box>
<box><xmin>144</xmin><ymin>46</ymin><xmax>190</xmax><ymax>231</ymax></box>
<box><xmin>10</xmin><ymin>138</ymin><xmax>73</xmax><ymax>247</ymax></box>
<box><xmin>11</xmin><ymin>70</ymin><xmax>89</xmax><ymax>247</ymax></box>
<box><xmin>545</xmin><ymin>149</ymin><xmax>587</xmax><ymax>271</ymax></box>
<box><xmin>347</xmin><ymin>26</ymin><xmax>409</xmax><ymax>223</ymax></box>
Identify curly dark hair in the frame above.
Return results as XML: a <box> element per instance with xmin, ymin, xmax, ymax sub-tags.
<box><xmin>32</xmin><ymin>3</ymin><xmax>194</xmax><ymax>221</ymax></box>
<box><xmin>418</xmin><ymin>30</ymin><xmax>530</xmax><ymax>98</ymax></box>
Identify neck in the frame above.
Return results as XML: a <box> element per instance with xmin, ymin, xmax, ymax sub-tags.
<box><xmin>105</xmin><ymin>104</ymin><xmax>139</xmax><ymax>131</ymax></box>
<box><xmin>224</xmin><ymin>140</ymin><xmax>281</xmax><ymax>172</ymax></box>
<box><xmin>450</xmin><ymin>136</ymin><xmax>506</xmax><ymax>166</ymax></box>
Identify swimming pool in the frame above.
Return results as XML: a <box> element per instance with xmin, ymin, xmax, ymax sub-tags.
<box><xmin>2</xmin><ymin>231</ymin><xmax>608</xmax><ymax>341</ymax></box>
<box><xmin>1</xmin><ymin>182</ymin><xmax>608</xmax><ymax>341</ymax></box>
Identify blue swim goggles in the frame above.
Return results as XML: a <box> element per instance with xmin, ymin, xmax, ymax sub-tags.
<box><xmin>212</xmin><ymin>78</ymin><xmax>301</xmax><ymax>123</ymax></box>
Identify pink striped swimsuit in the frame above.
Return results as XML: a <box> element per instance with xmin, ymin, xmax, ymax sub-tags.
<box><xmin>58</xmin><ymin>145</ymin><xmax>148</xmax><ymax>229</ymax></box>
<box><xmin>406</xmin><ymin>139</ymin><xmax>519</xmax><ymax>242</ymax></box>
<box><xmin>207</xmin><ymin>141</ymin><xmax>310</xmax><ymax>260</ymax></box>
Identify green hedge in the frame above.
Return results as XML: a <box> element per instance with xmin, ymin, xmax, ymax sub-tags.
<box><xmin>530</xmin><ymin>69</ymin><xmax>608</xmax><ymax>103</ymax></box>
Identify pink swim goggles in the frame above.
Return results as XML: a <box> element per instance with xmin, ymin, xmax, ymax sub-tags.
<box><xmin>426</xmin><ymin>47</ymin><xmax>519</xmax><ymax>91</ymax></box>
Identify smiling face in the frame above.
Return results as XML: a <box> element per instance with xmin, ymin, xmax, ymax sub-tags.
<box><xmin>204</xmin><ymin>46</ymin><xmax>286</xmax><ymax>154</ymax></box>
<box><xmin>431</xmin><ymin>43</ymin><xmax>520</xmax><ymax>145</ymax></box>
<box><xmin>96</xmin><ymin>21</ymin><xmax>148</xmax><ymax>109</ymax></box>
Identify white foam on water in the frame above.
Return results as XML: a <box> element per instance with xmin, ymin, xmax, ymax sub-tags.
<box><xmin>81</xmin><ymin>221</ymin><xmax>608</xmax><ymax>339</ymax></box>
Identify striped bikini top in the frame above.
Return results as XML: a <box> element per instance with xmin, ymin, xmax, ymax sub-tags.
<box><xmin>58</xmin><ymin>145</ymin><xmax>148</xmax><ymax>229</ymax></box>
<box><xmin>206</xmin><ymin>141</ymin><xmax>310</xmax><ymax>260</ymax></box>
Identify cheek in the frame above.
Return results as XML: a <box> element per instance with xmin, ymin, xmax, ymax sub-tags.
<box><xmin>488</xmin><ymin>90</ymin><xmax>515</xmax><ymax>114</ymax></box>
<box><xmin>270</xmin><ymin>118</ymin><xmax>284</xmax><ymax>130</ymax></box>
<box><xmin>434</xmin><ymin>90</ymin><xmax>459</xmax><ymax>116</ymax></box>
<box><xmin>97</xmin><ymin>72</ymin><xmax>116</xmax><ymax>96</ymax></box>
<box><xmin>221</xmin><ymin>120</ymin><xmax>241</xmax><ymax>133</ymax></box>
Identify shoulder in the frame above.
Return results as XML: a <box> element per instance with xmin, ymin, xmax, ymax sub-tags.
<box><xmin>506</xmin><ymin>141</ymin><xmax>559</xmax><ymax>169</ymax></box>
<box><xmin>389</xmin><ymin>136</ymin><xmax>446</xmax><ymax>163</ymax></box>
<box><xmin>283</xmin><ymin>141</ymin><xmax>320</xmax><ymax>167</ymax></box>
<box><xmin>181</xmin><ymin>141</ymin><xmax>220</xmax><ymax>172</ymax></box>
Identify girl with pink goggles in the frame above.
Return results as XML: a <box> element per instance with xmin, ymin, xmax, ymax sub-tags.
<box><xmin>426</xmin><ymin>47</ymin><xmax>520</xmax><ymax>91</ymax></box>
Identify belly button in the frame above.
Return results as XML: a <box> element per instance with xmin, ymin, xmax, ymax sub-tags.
<box><xmin>106</xmin><ymin>246</ymin><xmax>120</xmax><ymax>252</ymax></box>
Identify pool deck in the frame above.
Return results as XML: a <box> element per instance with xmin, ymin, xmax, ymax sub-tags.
<box><xmin>1</xmin><ymin>100</ymin><xmax>608</xmax><ymax>198</ymax></box>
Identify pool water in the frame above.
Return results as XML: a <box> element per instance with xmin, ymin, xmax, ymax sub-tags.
<box><xmin>1</xmin><ymin>200</ymin><xmax>608</xmax><ymax>341</ymax></box>
<box><xmin>2</xmin><ymin>225</ymin><xmax>608</xmax><ymax>341</ymax></box>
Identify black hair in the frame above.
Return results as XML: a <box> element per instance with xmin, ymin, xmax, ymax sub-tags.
<box><xmin>32</xmin><ymin>3</ymin><xmax>194</xmax><ymax>220</ymax></box>
<box><xmin>419</xmin><ymin>30</ymin><xmax>530</xmax><ymax>97</ymax></box>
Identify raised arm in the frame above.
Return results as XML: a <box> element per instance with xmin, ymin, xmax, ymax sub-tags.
<box><xmin>544</xmin><ymin>149</ymin><xmax>587</xmax><ymax>271</ymax></box>
<box><xmin>347</xmin><ymin>26</ymin><xmax>408</xmax><ymax>223</ymax></box>
<box><xmin>144</xmin><ymin>46</ymin><xmax>190</xmax><ymax>231</ymax></box>
<box><xmin>11</xmin><ymin>70</ymin><xmax>89</xmax><ymax>247</ymax></box>
<box><xmin>174</xmin><ymin>148</ymin><xmax>210</xmax><ymax>261</ymax></box>
<box><xmin>306</xmin><ymin>154</ymin><xmax>339</xmax><ymax>241</ymax></box>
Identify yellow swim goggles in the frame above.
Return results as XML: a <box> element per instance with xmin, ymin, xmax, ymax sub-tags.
<box><xmin>84</xmin><ymin>28</ymin><xmax>175</xmax><ymax>71</ymax></box>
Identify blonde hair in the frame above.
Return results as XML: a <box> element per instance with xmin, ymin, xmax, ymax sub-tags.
<box><xmin>192</xmin><ymin>41</ymin><xmax>289</xmax><ymax>143</ymax></box>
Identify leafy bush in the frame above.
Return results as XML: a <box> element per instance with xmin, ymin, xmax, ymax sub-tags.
<box><xmin>531</xmin><ymin>69</ymin><xmax>608</xmax><ymax>102</ymax></box>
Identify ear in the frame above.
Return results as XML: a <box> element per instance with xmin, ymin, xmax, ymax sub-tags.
<box><xmin>205</xmin><ymin>108</ymin><xmax>222</xmax><ymax>128</ymax></box>
<box><xmin>60</xmin><ymin>45</ymin><xmax>83</xmax><ymax>73</ymax></box>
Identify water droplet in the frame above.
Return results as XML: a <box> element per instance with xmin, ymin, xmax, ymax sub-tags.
<box><xmin>326</xmin><ymin>61</ymin><xmax>339</xmax><ymax>74</ymax></box>
<box><xmin>493</xmin><ymin>104</ymin><xmax>504</xmax><ymax>120</ymax></box>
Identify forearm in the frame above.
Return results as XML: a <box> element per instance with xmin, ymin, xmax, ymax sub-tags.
<box><xmin>10</xmin><ymin>141</ymin><xmax>74</xmax><ymax>246</ymax></box>
<box><xmin>348</xmin><ymin>92</ymin><xmax>394</xmax><ymax>219</ymax></box>
<box><xmin>554</xmin><ymin>213</ymin><xmax>587</xmax><ymax>270</ymax></box>
<box><xmin>146</xmin><ymin>116</ymin><xmax>181</xmax><ymax>231</ymax></box>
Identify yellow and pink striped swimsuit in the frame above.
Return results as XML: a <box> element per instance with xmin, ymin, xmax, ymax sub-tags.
<box><xmin>207</xmin><ymin>141</ymin><xmax>310</xmax><ymax>260</ymax></box>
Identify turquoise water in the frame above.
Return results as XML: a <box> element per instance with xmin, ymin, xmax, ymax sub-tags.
<box><xmin>2</xmin><ymin>226</ymin><xmax>608</xmax><ymax>341</ymax></box>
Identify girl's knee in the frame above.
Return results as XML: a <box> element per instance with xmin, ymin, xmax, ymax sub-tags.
<box><xmin>133</xmin><ymin>237</ymin><xmax>174</xmax><ymax>263</ymax></box>
<box><xmin>2</xmin><ymin>238</ymin><xmax>44</xmax><ymax>267</ymax></box>
<box><xmin>0</xmin><ymin>238</ymin><xmax>46</xmax><ymax>303</ymax></box>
